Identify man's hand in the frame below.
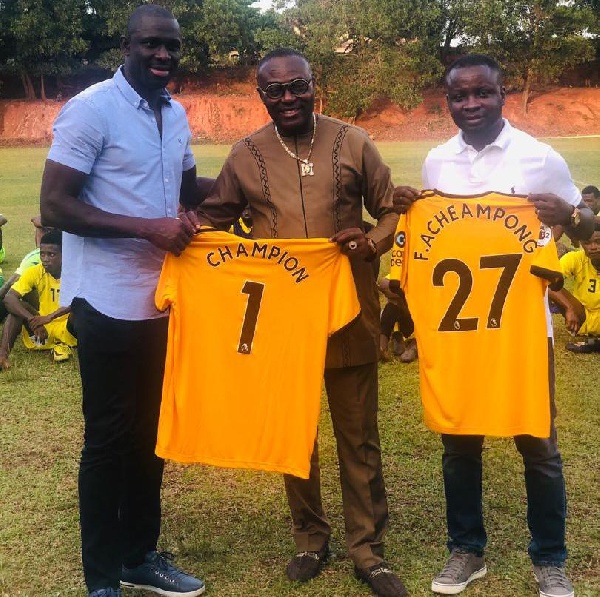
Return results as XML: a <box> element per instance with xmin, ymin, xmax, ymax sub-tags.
<box><xmin>29</xmin><ymin>314</ymin><xmax>52</xmax><ymax>330</ymax></box>
<box><xmin>28</xmin><ymin>316</ymin><xmax>49</xmax><ymax>343</ymax></box>
<box><xmin>564</xmin><ymin>303</ymin><xmax>586</xmax><ymax>335</ymax></box>
<box><xmin>392</xmin><ymin>186</ymin><xmax>422</xmax><ymax>214</ymax></box>
<box><xmin>330</xmin><ymin>228</ymin><xmax>376</xmax><ymax>261</ymax></box>
<box><xmin>528</xmin><ymin>194</ymin><xmax>574</xmax><ymax>227</ymax></box>
<box><xmin>142</xmin><ymin>216</ymin><xmax>198</xmax><ymax>256</ymax></box>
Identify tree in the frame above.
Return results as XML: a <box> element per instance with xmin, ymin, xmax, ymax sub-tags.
<box><xmin>456</xmin><ymin>0</ymin><xmax>597</xmax><ymax>112</ymax></box>
<box><xmin>85</xmin><ymin>0</ymin><xmax>267</xmax><ymax>73</ymax></box>
<box><xmin>0</xmin><ymin>0</ymin><xmax>88</xmax><ymax>99</ymax></box>
<box><xmin>283</xmin><ymin>0</ymin><xmax>444</xmax><ymax>119</ymax></box>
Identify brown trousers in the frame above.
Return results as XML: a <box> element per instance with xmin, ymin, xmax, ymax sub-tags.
<box><xmin>283</xmin><ymin>362</ymin><xmax>389</xmax><ymax>568</ymax></box>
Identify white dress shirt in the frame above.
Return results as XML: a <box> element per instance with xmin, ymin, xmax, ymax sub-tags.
<box><xmin>422</xmin><ymin>119</ymin><xmax>581</xmax><ymax>336</ymax></box>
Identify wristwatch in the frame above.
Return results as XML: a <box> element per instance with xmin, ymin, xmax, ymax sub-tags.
<box><xmin>570</xmin><ymin>206</ymin><xmax>581</xmax><ymax>227</ymax></box>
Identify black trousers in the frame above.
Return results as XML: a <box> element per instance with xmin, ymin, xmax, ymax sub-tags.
<box><xmin>380</xmin><ymin>292</ymin><xmax>414</xmax><ymax>340</ymax></box>
<box><xmin>72</xmin><ymin>298</ymin><xmax>168</xmax><ymax>592</ymax></box>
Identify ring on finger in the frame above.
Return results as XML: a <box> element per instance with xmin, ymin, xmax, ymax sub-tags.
<box><xmin>348</xmin><ymin>240</ymin><xmax>358</xmax><ymax>250</ymax></box>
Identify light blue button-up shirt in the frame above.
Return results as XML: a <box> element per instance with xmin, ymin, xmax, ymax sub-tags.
<box><xmin>48</xmin><ymin>67</ymin><xmax>195</xmax><ymax>320</ymax></box>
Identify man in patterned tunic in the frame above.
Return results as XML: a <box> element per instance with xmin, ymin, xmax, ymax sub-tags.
<box><xmin>198</xmin><ymin>48</ymin><xmax>406</xmax><ymax>597</ymax></box>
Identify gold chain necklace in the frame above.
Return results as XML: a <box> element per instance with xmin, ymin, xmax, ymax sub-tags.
<box><xmin>274</xmin><ymin>113</ymin><xmax>317</xmax><ymax>177</ymax></box>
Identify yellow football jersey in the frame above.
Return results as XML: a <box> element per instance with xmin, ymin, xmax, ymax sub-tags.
<box><xmin>390</xmin><ymin>190</ymin><xmax>562</xmax><ymax>438</ymax></box>
<box><xmin>155</xmin><ymin>231</ymin><xmax>361</xmax><ymax>478</ymax></box>
<box><xmin>11</xmin><ymin>263</ymin><xmax>76</xmax><ymax>350</ymax></box>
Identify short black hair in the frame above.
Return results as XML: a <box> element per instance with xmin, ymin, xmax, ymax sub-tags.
<box><xmin>445</xmin><ymin>54</ymin><xmax>503</xmax><ymax>86</ymax></box>
<box><xmin>40</xmin><ymin>229</ymin><xmax>62</xmax><ymax>247</ymax></box>
<box><xmin>582</xmin><ymin>185</ymin><xmax>600</xmax><ymax>197</ymax></box>
<box><xmin>126</xmin><ymin>4</ymin><xmax>176</xmax><ymax>37</ymax></box>
<box><xmin>257</xmin><ymin>48</ymin><xmax>310</xmax><ymax>81</ymax></box>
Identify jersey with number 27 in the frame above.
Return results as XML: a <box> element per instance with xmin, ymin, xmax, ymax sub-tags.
<box><xmin>390</xmin><ymin>191</ymin><xmax>563</xmax><ymax>438</ymax></box>
<box><xmin>155</xmin><ymin>230</ymin><xmax>360</xmax><ymax>478</ymax></box>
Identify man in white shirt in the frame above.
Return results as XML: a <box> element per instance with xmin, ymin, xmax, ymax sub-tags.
<box><xmin>392</xmin><ymin>54</ymin><xmax>594</xmax><ymax>597</ymax></box>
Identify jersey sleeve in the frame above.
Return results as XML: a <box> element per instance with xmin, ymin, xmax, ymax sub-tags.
<box><xmin>558</xmin><ymin>250</ymin><xmax>580</xmax><ymax>278</ymax></box>
<box><xmin>11</xmin><ymin>264</ymin><xmax>39</xmax><ymax>297</ymax></box>
<box><xmin>155</xmin><ymin>255</ymin><xmax>176</xmax><ymax>312</ymax></box>
<box><xmin>327</xmin><ymin>254</ymin><xmax>361</xmax><ymax>335</ymax></box>
<box><xmin>530</xmin><ymin>235</ymin><xmax>563</xmax><ymax>291</ymax></box>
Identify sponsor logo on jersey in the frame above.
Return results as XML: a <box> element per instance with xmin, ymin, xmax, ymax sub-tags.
<box><xmin>538</xmin><ymin>224</ymin><xmax>552</xmax><ymax>247</ymax></box>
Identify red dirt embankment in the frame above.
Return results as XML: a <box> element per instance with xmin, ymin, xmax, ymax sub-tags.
<box><xmin>1</xmin><ymin>87</ymin><xmax>599</xmax><ymax>144</ymax></box>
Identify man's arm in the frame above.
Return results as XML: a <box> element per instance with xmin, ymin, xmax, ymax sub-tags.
<box><xmin>0</xmin><ymin>273</ymin><xmax>19</xmax><ymax>301</ymax></box>
<box><xmin>336</xmin><ymin>135</ymin><xmax>398</xmax><ymax>259</ymax></box>
<box><xmin>28</xmin><ymin>305</ymin><xmax>71</xmax><ymax>333</ymax></box>
<box><xmin>529</xmin><ymin>195</ymin><xmax>594</xmax><ymax>241</ymax></box>
<box><xmin>3</xmin><ymin>289</ymin><xmax>38</xmax><ymax>322</ymax></box>
<box><xmin>548</xmin><ymin>287</ymin><xmax>586</xmax><ymax>335</ymax></box>
<box><xmin>179</xmin><ymin>167</ymin><xmax>215</xmax><ymax>210</ymax></box>
<box><xmin>197</xmin><ymin>155</ymin><xmax>247</xmax><ymax>230</ymax></box>
<box><xmin>194</xmin><ymin>175</ymin><xmax>216</xmax><ymax>206</ymax></box>
<box><xmin>40</xmin><ymin>160</ymin><xmax>196</xmax><ymax>256</ymax></box>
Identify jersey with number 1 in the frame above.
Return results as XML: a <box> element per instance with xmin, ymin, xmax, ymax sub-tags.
<box><xmin>155</xmin><ymin>230</ymin><xmax>360</xmax><ymax>478</ymax></box>
<box><xmin>390</xmin><ymin>190</ymin><xmax>563</xmax><ymax>438</ymax></box>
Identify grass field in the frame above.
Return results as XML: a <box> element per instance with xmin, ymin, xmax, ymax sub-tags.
<box><xmin>0</xmin><ymin>139</ymin><xmax>599</xmax><ymax>596</ymax></box>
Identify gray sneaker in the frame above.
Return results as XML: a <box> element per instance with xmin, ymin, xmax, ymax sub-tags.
<box><xmin>431</xmin><ymin>548</ymin><xmax>487</xmax><ymax>594</ymax></box>
<box><xmin>533</xmin><ymin>565</ymin><xmax>574</xmax><ymax>597</ymax></box>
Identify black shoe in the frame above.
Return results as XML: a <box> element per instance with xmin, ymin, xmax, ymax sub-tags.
<box><xmin>355</xmin><ymin>562</ymin><xmax>408</xmax><ymax>597</ymax></box>
<box><xmin>566</xmin><ymin>338</ymin><xmax>600</xmax><ymax>353</ymax></box>
<box><xmin>88</xmin><ymin>589</ymin><xmax>121</xmax><ymax>597</ymax></box>
<box><xmin>286</xmin><ymin>544</ymin><xmax>329</xmax><ymax>582</ymax></box>
<box><xmin>121</xmin><ymin>551</ymin><xmax>205</xmax><ymax>596</ymax></box>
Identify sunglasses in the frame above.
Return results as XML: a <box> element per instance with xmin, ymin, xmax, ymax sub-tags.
<box><xmin>258</xmin><ymin>78</ymin><xmax>313</xmax><ymax>99</ymax></box>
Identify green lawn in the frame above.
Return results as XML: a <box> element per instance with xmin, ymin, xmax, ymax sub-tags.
<box><xmin>0</xmin><ymin>140</ymin><xmax>599</xmax><ymax>596</ymax></box>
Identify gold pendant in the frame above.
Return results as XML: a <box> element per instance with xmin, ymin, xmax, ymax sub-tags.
<box><xmin>301</xmin><ymin>162</ymin><xmax>314</xmax><ymax>177</ymax></box>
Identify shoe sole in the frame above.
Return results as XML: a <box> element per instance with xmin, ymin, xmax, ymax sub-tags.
<box><xmin>537</xmin><ymin>589</ymin><xmax>574</xmax><ymax>597</ymax></box>
<box><xmin>120</xmin><ymin>581</ymin><xmax>205</xmax><ymax>597</ymax></box>
<box><xmin>431</xmin><ymin>565</ymin><xmax>487</xmax><ymax>595</ymax></box>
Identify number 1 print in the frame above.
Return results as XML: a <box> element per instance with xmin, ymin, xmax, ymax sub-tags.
<box><xmin>238</xmin><ymin>281</ymin><xmax>264</xmax><ymax>354</ymax></box>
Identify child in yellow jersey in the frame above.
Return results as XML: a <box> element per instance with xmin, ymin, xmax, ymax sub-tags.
<box><xmin>0</xmin><ymin>230</ymin><xmax>76</xmax><ymax>370</ymax></box>
<box><xmin>549</xmin><ymin>229</ymin><xmax>600</xmax><ymax>352</ymax></box>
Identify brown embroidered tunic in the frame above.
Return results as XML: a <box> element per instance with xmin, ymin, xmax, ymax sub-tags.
<box><xmin>199</xmin><ymin>114</ymin><xmax>399</xmax><ymax>368</ymax></box>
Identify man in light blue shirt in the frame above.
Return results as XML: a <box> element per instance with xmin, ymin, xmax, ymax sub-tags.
<box><xmin>40</xmin><ymin>5</ymin><xmax>209</xmax><ymax>597</ymax></box>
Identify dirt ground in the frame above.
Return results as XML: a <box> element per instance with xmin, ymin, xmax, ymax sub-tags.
<box><xmin>0</xmin><ymin>84</ymin><xmax>599</xmax><ymax>144</ymax></box>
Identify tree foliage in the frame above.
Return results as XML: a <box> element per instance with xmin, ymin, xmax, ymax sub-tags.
<box><xmin>0</xmin><ymin>0</ymin><xmax>596</xmax><ymax>115</ymax></box>
<box><xmin>0</xmin><ymin>0</ymin><xmax>88</xmax><ymax>98</ymax></box>
<box><xmin>456</xmin><ymin>0</ymin><xmax>597</xmax><ymax>111</ymax></box>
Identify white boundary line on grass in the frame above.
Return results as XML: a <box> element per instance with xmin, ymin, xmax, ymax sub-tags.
<box><xmin>543</xmin><ymin>134</ymin><xmax>600</xmax><ymax>139</ymax></box>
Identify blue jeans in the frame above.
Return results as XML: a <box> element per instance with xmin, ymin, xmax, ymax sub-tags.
<box><xmin>441</xmin><ymin>340</ymin><xmax>567</xmax><ymax>566</ymax></box>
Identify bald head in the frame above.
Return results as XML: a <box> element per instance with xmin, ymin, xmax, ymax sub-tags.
<box><xmin>126</xmin><ymin>4</ymin><xmax>176</xmax><ymax>37</ymax></box>
<box><xmin>257</xmin><ymin>48</ymin><xmax>310</xmax><ymax>82</ymax></box>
